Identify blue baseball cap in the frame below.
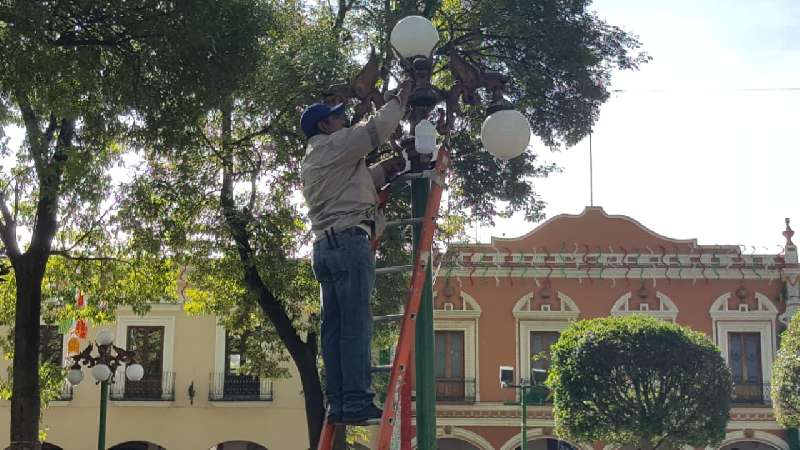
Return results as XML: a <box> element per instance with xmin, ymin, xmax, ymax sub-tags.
<box><xmin>300</xmin><ymin>103</ymin><xmax>344</xmax><ymax>138</ymax></box>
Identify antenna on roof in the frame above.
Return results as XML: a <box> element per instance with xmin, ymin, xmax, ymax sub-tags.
<box><xmin>589</xmin><ymin>132</ymin><xmax>594</xmax><ymax>207</ymax></box>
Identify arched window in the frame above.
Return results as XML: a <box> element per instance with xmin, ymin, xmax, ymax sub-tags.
<box><xmin>513</xmin><ymin>290</ymin><xmax>579</xmax><ymax>387</ymax></box>
<box><xmin>710</xmin><ymin>290</ymin><xmax>778</xmax><ymax>405</ymax></box>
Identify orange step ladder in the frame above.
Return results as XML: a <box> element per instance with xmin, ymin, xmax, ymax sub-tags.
<box><xmin>317</xmin><ymin>148</ymin><xmax>451</xmax><ymax>450</ymax></box>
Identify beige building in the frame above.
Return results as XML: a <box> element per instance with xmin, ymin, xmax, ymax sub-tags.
<box><xmin>0</xmin><ymin>304</ymin><xmax>309</xmax><ymax>450</ymax></box>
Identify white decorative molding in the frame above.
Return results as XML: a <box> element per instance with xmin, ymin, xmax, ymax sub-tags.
<box><xmin>434</xmin><ymin>291</ymin><xmax>482</xmax><ymax>319</ymax></box>
<box><xmin>610</xmin><ymin>291</ymin><xmax>678</xmax><ymax>321</ymax></box>
<box><xmin>513</xmin><ymin>292</ymin><xmax>580</xmax><ymax>321</ymax></box>
<box><xmin>710</xmin><ymin>292</ymin><xmax>779</xmax><ymax>321</ymax></box>
<box><xmin>705</xmin><ymin>430</ymin><xmax>789</xmax><ymax>450</ymax></box>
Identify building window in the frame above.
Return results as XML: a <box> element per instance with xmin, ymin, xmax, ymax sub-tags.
<box><xmin>221</xmin><ymin>332</ymin><xmax>268</xmax><ymax>401</ymax></box>
<box><xmin>710</xmin><ymin>291</ymin><xmax>777</xmax><ymax>406</ymax></box>
<box><xmin>209</xmin><ymin>329</ymin><xmax>273</xmax><ymax>402</ymax></box>
<box><xmin>122</xmin><ymin>326</ymin><xmax>168</xmax><ymax>400</ymax></box>
<box><xmin>435</xmin><ymin>330</ymin><xmax>473</xmax><ymax>402</ymax></box>
<box><xmin>729</xmin><ymin>332</ymin><xmax>765</xmax><ymax>404</ymax></box>
<box><xmin>530</xmin><ymin>331</ymin><xmax>559</xmax><ymax>381</ymax></box>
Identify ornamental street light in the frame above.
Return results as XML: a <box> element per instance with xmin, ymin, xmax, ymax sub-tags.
<box><xmin>323</xmin><ymin>15</ymin><xmax>532</xmax><ymax>449</ymax></box>
<box><xmin>501</xmin><ymin>366</ymin><xmax>548</xmax><ymax>450</ymax></box>
<box><xmin>67</xmin><ymin>329</ymin><xmax>144</xmax><ymax>450</ymax></box>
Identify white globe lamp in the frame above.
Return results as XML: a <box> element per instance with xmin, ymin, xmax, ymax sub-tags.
<box><xmin>414</xmin><ymin>119</ymin><xmax>438</xmax><ymax>154</ymax></box>
<box><xmin>125</xmin><ymin>363</ymin><xmax>144</xmax><ymax>382</ymax></box>
<box><xmin>67</xmin><ymin>368</ymin><xmax>84</xmax><ymax>386</ymax></box>
<box><xmin>91</xmin><ymin>363</ymin><xmax>112</xmax><ymax>382</ymax></box>
<box><xmin>480</xmin><ymin>109</ymin><xmax>531</xmax><ymax>160</ymax></box>
<box><xmin>390</xmin><ymin>16</ymin><xmax>439</xmax><ymax>58</ymax></box>
<box><xmin>96</xmin><ymin>329</ymin><xmax>114</xmax><ymax>346</ymax></box>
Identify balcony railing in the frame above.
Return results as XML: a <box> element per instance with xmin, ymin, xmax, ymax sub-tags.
<box><xmin>435</xmin><ymin>377</ymin><xmax>476</xmax><ymax>403</ymax></box>
<box><xmin>522</xmin><ymin>384</ymin><xmax>552</xmax><ymax>405</ymax></box>
<box><xmin>209</xmin><ymin>373</ymin><xmax>273</xmax><ymax>402</ymax></box>
<box><xmin>732</xmin><ymin>381</ymin><xmax>771</xmax><ymax>405</ymax></box>
<box><xmin>110</xmin><ymin>372</ymin><xmax>175</xmax><ymax>401</ymax></box>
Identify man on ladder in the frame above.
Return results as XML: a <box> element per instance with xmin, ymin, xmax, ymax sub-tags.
<box><xmin>300</xmin><ymin>79</ymin><xmax>412</xmax><ymax>425</ymax></box>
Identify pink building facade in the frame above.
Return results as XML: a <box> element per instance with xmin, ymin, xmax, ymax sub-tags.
<box><xmin>412</xmin><ymin>207</ymin><xmax>800</xmax><ymax>450</ymax></box>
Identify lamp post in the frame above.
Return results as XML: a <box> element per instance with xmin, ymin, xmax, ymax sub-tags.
<box><xmin>66</xmin><ymin>329</ymin><xmax>144</xmax><ymax>450</ymax></box>
<box><xmin>502</xmin><ymin>368</ymin><xmax>547</xmax><ymax>450</ymax></box>
<box><xmin>324</xmin><ymin>15</ymin><xmax>532</xmax><ymax>449</ymax></box>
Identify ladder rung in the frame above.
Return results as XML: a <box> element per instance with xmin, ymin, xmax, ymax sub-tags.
<box><xmin>385</xmin><ymin>217</ymin><xmax>423</xmax><ymax>228</ymax></box>
<box><xmin>371</xmin><ymin>365</ymin><xmax>392</xmax><ymax>373</ymax></box>
<box><xmin>375</xmin><ymin>265</ymin><xmax>414</xmax><ymax>275</ymax></box>
<box><xmin>373</xmin><ymin>314</ymin><xmax>403</xmax><ymax>324</ymax></box>
<box><xmin>393</xmin><ymin>169</ymin><xmax>434</xmax><ymax>182</ymax></box>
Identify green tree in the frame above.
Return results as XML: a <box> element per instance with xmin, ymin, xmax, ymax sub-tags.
<box><xmin>0</xmin><ymin>1</ymin><xmax>266</xmax><ymax>446</ymax></box>
<box><xmin>547</xmin><ymin>315</ymin><xmax>732</xmax><ymax>449</ymax></box>
<box><xmin>120</xmin><ymin>0</ymin><xmax>649</xmax><ymax>447</ymax></box>
<box><xmin>772</xmin><ymin>312</ymin><xmax>800</xmax><ymax>426</ymax></box>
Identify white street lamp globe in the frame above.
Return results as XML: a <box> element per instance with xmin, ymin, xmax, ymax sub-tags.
<box><xmin>414</xmin><ymin>119</ymin><xmax>438</xmax><ymax>154</ymax></box>
<box><xmin>91</xmin><ymin>363</ymin><xmax>112</xmax><ymax>382</ymax></box>
<box><xmin>480</xmin><ymin>109</ymin><xmax>531</xmax><ymax>160</ymax></box>
<box><xmin>67</xmin><ymin>368</ymin><xmax>84</xmax><ymax>386</ymax></box>
<box><xmin>390</xmin><ymin>16</ymin><xmax>439</xmax><ymax>58</ymax></box>
<box><xmin>125</xmin><ymin>363</ymin><xmax>144</xmax><ymax>382</ymax></box>
<box><xmin>96</xmin><ymin>329</ymin><xmax>114</xmax><ymax>346</ymax></box>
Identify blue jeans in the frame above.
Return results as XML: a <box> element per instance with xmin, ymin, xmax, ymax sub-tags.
<box><xmin>312</xmin><ymin>228</ymin><xmax>375</xmax><ymax>417</ymax></box>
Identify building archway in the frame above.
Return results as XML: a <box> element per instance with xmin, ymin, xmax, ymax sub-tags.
<box><xmin>500</xmin><ymin>432</ymin><xmax>591</xmax><ymax>450</ymax></box>
<box><xmin>109</xmin><ymin>442</ymin><xmax>167</xmax><ymax>450</ymax></box>
<box><xmin>514</xmin><ymin>438</ymin><xmax>578</xmax><ymax>450</ymax></box>
<box><xmin>210</xmin><ymin>442</ymin><xmax>267</xmax><ymax>450</ymax></box>
<box><xmin>706</xmin><ymin>430</ymin><xmax>789</xmax><ymax>450</ymax></box>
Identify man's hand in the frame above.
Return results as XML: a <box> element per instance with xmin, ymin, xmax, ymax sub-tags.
<box><xmin>385</xmin><ymin>78</ymin><xmax>415</xmax><ymax>108</ymax></box>
<box><xmin>397</xmin><ymin>78</ymin><xmax>414</xmax><ymax>106</ymax></box>
<box><xmin>381</xmin><ymin>156</ymin><xmax>407</xmax><ymax>181</ymax></box>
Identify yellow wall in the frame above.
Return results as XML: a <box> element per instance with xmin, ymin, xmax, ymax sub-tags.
<box><xmin>0</xmin><ymin>305</ymin><xmax>310</xmax><ymax>450</ymax></box>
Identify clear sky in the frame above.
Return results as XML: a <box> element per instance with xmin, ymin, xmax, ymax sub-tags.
<box><xmin>478</xmin><ymin>0</ymin><xmax>800</xmax><ymax>253</ymax></box>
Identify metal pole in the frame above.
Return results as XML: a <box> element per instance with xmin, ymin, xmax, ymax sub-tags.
<box><xmin>98</xmin><ymin>380</ymin><xmax>108</xmax><ymax>450</ymax></box>
<box><xmin>521</xmin><ymin>383</ymin><xmax>527</xmax><ymax>450</ymax></box>
<box><xmin>412</xmin><ymin>176</ymin><xmax>436</xmax><ymax>450</ymax></box>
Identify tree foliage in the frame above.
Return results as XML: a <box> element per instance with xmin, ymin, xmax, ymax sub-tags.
<box><xmin>772</xmin><ymin>312</ymin><xmax>800</xmax><ymax>427</ymax></box>
<box><xmin>547</xmin><ymin>315</ymin><xmax>731</xmax><ymax>449</ymax></box>
<box><xmin>0</xmin><ymin>0</ymin><xmax>267</xmax><ymax>445</ymax></box>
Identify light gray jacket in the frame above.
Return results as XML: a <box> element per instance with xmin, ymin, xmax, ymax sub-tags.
<box><xmin>301</xmin><ymin>99</ymin><xmax>403</xmax><ymax>242</ymax></box>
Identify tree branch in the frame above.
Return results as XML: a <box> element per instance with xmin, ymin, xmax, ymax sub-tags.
<box><xmin>29</xmin><ymin>118</ymin><xmax>73</xmax><ymax>255</ymax></box>
<box><xmin>229</xmin><ymin>109</ymin><xmax>290</xmax><ymax>147</ymax></box>
<box><xmin>334</xmin><ymin>0</ymin><xmax>350</xmax><ymax>30</ymax></box>
<box><xmin>15</xmin><ymin>93</ymin><xmax>47</xmax><ymax>174</ymax></box>
<box><xmin>0</xmin><ymin>192</ymin><xmax>20</xmax><ymax>258</ymax></box>
<box><xmin>50</xmin><ymin>251</ymin><xmax>128</xmax><ymax>263</ymax></box>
